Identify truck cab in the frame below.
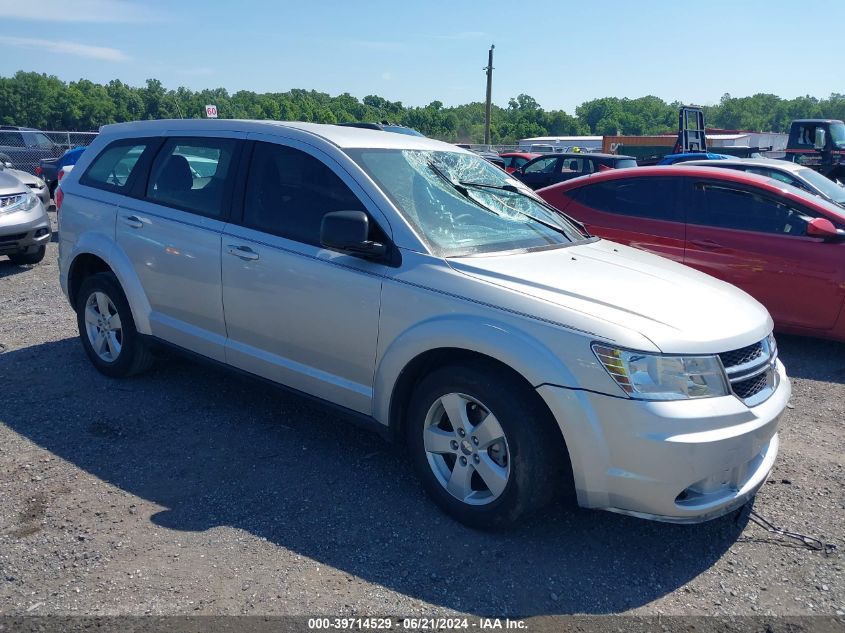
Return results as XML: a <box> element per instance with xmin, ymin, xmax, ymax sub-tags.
<box><xmin>785</xmin><ymin>119</ymin><xmax>845</xmax><ymax>181</ymax></box>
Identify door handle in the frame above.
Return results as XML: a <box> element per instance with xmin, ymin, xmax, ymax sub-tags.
<box><xmin>123</xmin><ymin>215</ymin><xmax>144</xmax><ymax>229</ymax></box>
<box><xmin>690</xmin><ymin>239</ymin><xmax>723</xmax><ymax>250</ymax></box>
<box><xmin>226</xmin><ymin>245</ymin><xmax>259</xmax><ymax>261</ymax></box>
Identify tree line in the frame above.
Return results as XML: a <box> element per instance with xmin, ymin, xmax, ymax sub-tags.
<box><xmin>2</xmin><ymin>71</ymin><xmax>845</xmax><ymax>143</ymax></box>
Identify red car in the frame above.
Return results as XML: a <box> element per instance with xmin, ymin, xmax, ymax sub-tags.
<box><xmin>499</xmin><ymin>152</ymin><xmax>539</xmax><ymax>174</ymax></box>
<box><xmin>538</xmin><ymin>166</ymin><xmax>845</xmax><ymax>341</ymax></box>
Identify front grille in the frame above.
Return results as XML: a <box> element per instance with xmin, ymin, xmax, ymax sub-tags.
<box><xmin>718</xmin><ymin>337</ymin><xmax>777</xmax><ymax>405</ymax></box>
<box><xmin>718</xmin><ymin>342</ymin><xmax>763</xmax><ymax>369</ymax></box>
<box><xmin>732</xmin><ymin>371</ymin><xmax>770</xmax><ymax>400</ymax></box>
<box><xmin>0</xmin><ymin>193</ymin><xmax>26</xmax><ymax>209</ymax></box>
<box><xmin>0</xmin><ymin>232</ymin><xmax>26</xmax><ymax>243</ymax></box>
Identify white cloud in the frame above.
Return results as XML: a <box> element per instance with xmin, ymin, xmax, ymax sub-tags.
<box><xmin>430</xmin><ymin>31</ymin><xmax>489</xmax><ymax>41</ymax></box>
<box><xmin>0</xmin><ymin>36</ymin><xmax>130</xmax><ymax>61</ymax></box>
<box><xmin>381</xmin><ymin>71</ymin><xmax>393</xmax><ymax>81</ymax></box>
<box><xmin>0</xmin><ymin>0</ymin><xmax>158</xmax><ymax>22</ymax></box>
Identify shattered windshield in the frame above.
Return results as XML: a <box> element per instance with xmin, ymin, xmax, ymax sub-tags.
<box><xmin>347</xmin><ymin>149</ymin><xmax>587</xmax><ymax>256</ymax></box>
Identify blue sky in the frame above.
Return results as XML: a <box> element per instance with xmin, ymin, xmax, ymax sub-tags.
<box><xmin>0</xmin><ymin>0</ymin><xmax>842</xmax><ymax>113</ymax></box>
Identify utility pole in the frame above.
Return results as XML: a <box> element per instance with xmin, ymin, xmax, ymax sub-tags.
<box><xmin>484</xmin><ymin>44</ymin><xmax>494</xmax><ymax>147</ymax></box>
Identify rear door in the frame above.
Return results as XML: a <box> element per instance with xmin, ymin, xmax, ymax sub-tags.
<box><xmin>563</xmin><ymin>176</ymin><xmax>686</xmax><ymax>261</ymax></box>
<box><xmin>554</xmin><ymin>156</ymin><xmax>595</xmax><ymax>185</ymax></box>
<box><xmin>684</xmin><ymin>180</ymin><xmax>845</xmax><ymax>330</ymax></box>
<box><xmin>115</xmin><ymin>133</ymin><xmax>244</xmax><ymax>361</ymax></box>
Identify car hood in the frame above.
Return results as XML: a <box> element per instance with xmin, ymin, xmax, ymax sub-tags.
<box><xmin>9</xmin><ymin>169</ymin><xmax>38</xmax><ymax>186</ymax></box>
<box><xmin>447</xmin><ymin>239</ymin><xmax>773</xmax><ymax>354</ymax></box>
<box><xmin>0</xmin><ymin>169</ymin><xmax>28</xmax><ymax>193</ymax></box>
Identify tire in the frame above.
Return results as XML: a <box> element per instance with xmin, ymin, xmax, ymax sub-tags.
<box><xmin>76</xmin><ymin>272</ymin><xmax>153</xmax><ymax>378</ymax></box>
<box><xmin>8</xmin><ymin>245</ymin><xmax>46</xmax><ymax>266</ymax></box>
<box><xmin>406</xmin><ymin>361</ymin><xmax>567</xmax><ymax>529</ymax></box>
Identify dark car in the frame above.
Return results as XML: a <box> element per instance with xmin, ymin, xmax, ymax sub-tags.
<box><xmin>538</xmin><ymin>165</ymin><xmax>845</xmax><ymax>341</ymax></box>
<box><xmin>513</xmin><ymin>152</ymin><xmax>636</xmax><ymax>190</ymax></box>
<box><xmin>336</xmin><ymin>122</ymin><xmax>424</xmax><ymax>137</ymax></box>
<box><xmin>0</xmin><ymin>126</ymin><xmax>63</xmax><ymax>175</ymax></box>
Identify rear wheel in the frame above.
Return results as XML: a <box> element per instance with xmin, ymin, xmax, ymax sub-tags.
<box><xmin>8</xmin><ymin>245</ymin><xmax>45</xmax><ymax>266</ymax></box>
<box><xmin>406</xmin><ymin>362</ymin><xmax>565</xmax><ymax>528</ymax></box>
<box><xmin>76</xmin><ymin>272</ymin><xmax>153</xmax><ymax>378</ymax></box>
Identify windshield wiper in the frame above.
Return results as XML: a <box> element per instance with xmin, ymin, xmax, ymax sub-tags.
<box><xmin>426</xmin><ymin>161</ymin><xmax>505</xmax><ymax>218</ymax></box>
<box><xmin>458</xmin><ymin>180</ymin><xmax>591</xmax><ymax>238</ymax></box>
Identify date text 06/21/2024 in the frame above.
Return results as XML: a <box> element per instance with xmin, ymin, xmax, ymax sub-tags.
<box><xmin>307</xmin><ymin>617</ymin><xmax>528</xmax><ymax>630</ymax></box>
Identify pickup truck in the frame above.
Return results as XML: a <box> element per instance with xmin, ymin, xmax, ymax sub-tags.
<box><xmin>784</xmin><ymin>119</ymin><xmax>845</xmax><ymax>182</ymax></box>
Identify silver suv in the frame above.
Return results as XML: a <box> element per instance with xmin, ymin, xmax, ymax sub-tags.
<box><xmin>0</xmin><ymin>167</ymin><xmax>50</xmax><ymax>265</ymax></box>
<box><xmin>58</xmin><ymin>120</ymin><xmax>790</xmax><ymax>527</ymax></box>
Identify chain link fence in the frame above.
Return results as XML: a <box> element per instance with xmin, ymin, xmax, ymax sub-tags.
<box><xmin>0</xmin><ymin>130</ymin><xmax>99</xmax><ymax>176</ymax></box>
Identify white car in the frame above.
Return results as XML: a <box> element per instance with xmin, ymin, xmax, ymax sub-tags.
<box><xmin>57</xmin><ymin>120</ymin><xmax>790</xmax><ymax>527</ymax></box>
<box><xmin>0</xmin><ymin>153</ymin><xmax>51</xmax><ymax>208</ymax></box>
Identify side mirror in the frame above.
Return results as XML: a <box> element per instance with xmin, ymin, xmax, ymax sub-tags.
<box><xmin>806</xmin><ymin>217</ymin><xmax>839</xmax><ymax>239</ymax></box>
<box><xmin>320</xmin><ymin>210</ymin><xmax>387</xmax><ymax>259</ymax></box>
<box><xmin>815</xmin><ymin>128</ymin><xmax>827</xmax><ymax>151</ymax></box>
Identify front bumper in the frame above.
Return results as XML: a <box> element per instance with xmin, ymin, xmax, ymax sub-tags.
<box><xmin>537</xmin><ymin>360</ymin><xmax>790</xmax><ymax>523</ymax></box>
<box><xmin>0</xmin><ymin>202</ymin><xmax>51</xmax><ymax>255</ymax></box>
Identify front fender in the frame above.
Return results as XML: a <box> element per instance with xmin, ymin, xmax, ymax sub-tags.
<box><xmin>372</xmin><ymin>313</ymin><xmax>581</xmax><ymax>426</ymax></box>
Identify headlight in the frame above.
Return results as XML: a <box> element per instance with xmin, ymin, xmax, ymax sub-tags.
<box><xmin>0</xmin><ymin>191</ymin><xmax>38</xmax><ymax>215</ymax></box>
<box><xmin>592</xmin><ymin>344</ymin><xmax>730</xmax><ymax>400</ymax></box>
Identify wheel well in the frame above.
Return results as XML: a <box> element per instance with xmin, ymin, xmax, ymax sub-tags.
<box><xmin>389</xmin><ymin>347</ymin><xmax>574</xmax><ymax>495</ymax></box>
<box><xmin>388</xmin><ymin>348</ymin><xmax>562</xmax><ymax>443</ymax></box>
<box><xmin>68</xmin><ymin>253</ymin><xmax>112</xmax><ymax>308</ymax></box>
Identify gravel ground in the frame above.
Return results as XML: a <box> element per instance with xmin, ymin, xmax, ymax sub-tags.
<box><xmin>0</xmin><ymin>215</ymin><xmax>843</xmax><ymax>619</ymax></box>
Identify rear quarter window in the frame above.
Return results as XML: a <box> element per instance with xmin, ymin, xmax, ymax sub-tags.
<box><xmin>80</xmin><ymin>140</ymin><xmax>153</xmax><ymax>191</ymax></box>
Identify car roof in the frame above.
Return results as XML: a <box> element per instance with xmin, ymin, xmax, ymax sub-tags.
<box><xmin>791</xmin><ymin>119</ymin><xmax>843</xmax><ymax>124</ymax></box>
<box><xmin>683</xmin><ymin>158</ymin><xmax>805</xmax><ymax>172</ymax></box>
<box><xmin>525</xmin><ymin>152</ymin><xmax>633</xmax><ymax>162</ymax></box>
<box><xmin>96</xmin><ymin>119</ymin><xmax>459</xmax><ymax>152</ymax></box>
<box><xmin>499</xmin><ymin>152</ymin><xmax>539</xmax><ymax>158</ymax></box>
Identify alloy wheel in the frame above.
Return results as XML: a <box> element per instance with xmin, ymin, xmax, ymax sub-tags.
<box><xmin>83</xmin><ymin>291</ymin><xmax>123</xmax><ymax>362</ymax></box>
<box><xmin>423</xmin><ymin>392</ymin><xmax>511</xmax><ymax>506</ymax></box>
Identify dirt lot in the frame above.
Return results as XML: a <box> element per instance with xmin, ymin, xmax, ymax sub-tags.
<box><xmin>0</xmin><ymin>217</ymin><xmax>843</xmax><ymax>619</ymax></box>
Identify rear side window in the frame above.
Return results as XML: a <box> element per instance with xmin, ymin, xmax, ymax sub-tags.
<box><xmin>575</xmin><ymin>178</ymin><xmax>683</xmax><ymax>222</ymax></box>
<box><xmin>81</xmin><ymin>141</ymin><xmax>150</xmax><ymax>190</ymax></box>
<box><xmin>146</xmin><ymin>137</ymin><xmax>237</xmax><ymax>218</ymax></box>
<box><xmin>560</xmin><ymin>157</ymin><xmax>593</xmax><ymax>174</ymax></box>
<box><xmin>243</xmin><ymin>141</ymin><xmax>367</xmax><ymax>246</ymax></box>
<box><xmin>614</xmin><ymin>159</ymin><xmax>637</xmax><ymax>169</ymax></box>
<box><xmin>689</xmin><ymin>183</ymin><xmax>814</xmax><ymax>236</ymax></box>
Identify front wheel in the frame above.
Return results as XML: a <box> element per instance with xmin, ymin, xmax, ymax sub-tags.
<box><xmin>76</xmin><ymin>272</ymin><xmax>153</xmax><ymax>378</ymax></box>
<box><xmin>406</xmin><ymin>363</ymin><xmax>566</xmax><ymax>529</ymax></box>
